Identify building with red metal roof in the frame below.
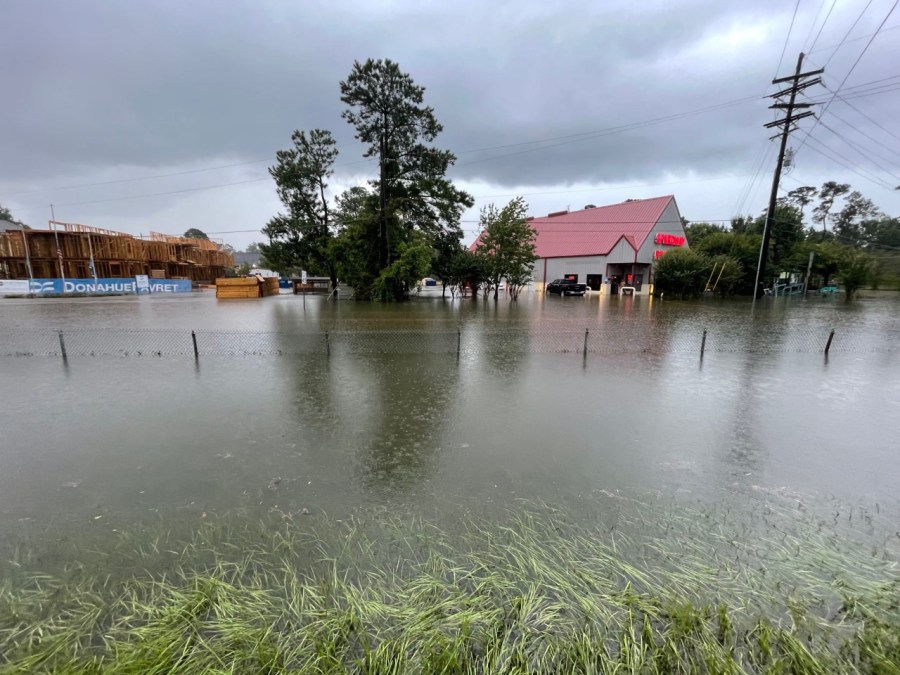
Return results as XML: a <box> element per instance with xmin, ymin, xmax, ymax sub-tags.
<box><xmin>470</xmin><ymin>195</ymin><xmax>688</xmax><ymax>294</ymax></box>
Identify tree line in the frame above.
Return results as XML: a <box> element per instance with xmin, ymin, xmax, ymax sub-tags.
<box><xmin>260</xmin><ymin>59</ymin><xmax>535</xmax><ymax>301</ymax></box>
<box><xmin>655</xmin><ymin>181</ymin><xmax>899</xmax><ymax>299</ymax></box>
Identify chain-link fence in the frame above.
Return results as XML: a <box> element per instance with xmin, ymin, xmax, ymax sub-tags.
<box><xmin>1</xmin><ymin>326</ymin><xmax>897</xmax><ymax>358</ymax></box>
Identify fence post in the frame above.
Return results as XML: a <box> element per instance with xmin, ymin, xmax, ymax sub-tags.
<box><xmin>700</xmin><ymin>329</ymin><xmax>707</xmax><ymax>358</ymax></box>
<box><xmin>583</xmin><ymin>328</ymin><xmax>589</xmax><ymax>358</ymax></box>
<box><xmin>325</xmin><ymin>331</ymin><xmax>330</xmax><ymax>357</ymax></box>
<box><xmin>824</xmin><ymin>329</ymin><xmax>835</xmax><ymax>356</ymax></box>
<box><xmin>58</xmin><ymin>330</ymin><xmax>67</xmax><ymax>361</ymax></box>
<box><xmin>191</xmin><ymin>330</ymin><xmax>199</xmax><ymax>360</ymax></box>
<box><xmin>457</xmin><ymin>327</ymin><xmax>461</xmax><ymax>358</ymax></box>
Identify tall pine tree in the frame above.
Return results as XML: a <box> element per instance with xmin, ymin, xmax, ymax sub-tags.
<box><xmin>340</xmin><ymin>59</ymin><xmax>472</xmax><ymax>299</ymax></box>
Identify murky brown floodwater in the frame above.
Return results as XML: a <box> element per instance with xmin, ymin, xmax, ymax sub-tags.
<box><xmin>1</xmin><ymin>290</ymin><xmax>899</xmax><ymax>548</ymax></box>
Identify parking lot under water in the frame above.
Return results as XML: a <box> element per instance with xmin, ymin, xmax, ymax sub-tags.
<box><xmin>1</xmin><ymin>290</ymin><xmax>899</xmax><ymax>558</ymax></box>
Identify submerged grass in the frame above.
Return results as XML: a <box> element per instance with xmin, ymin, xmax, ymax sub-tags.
<box><xmin>1</xmin><ymin>499</ymin><xmax>898</xmax><ymax>673</ymax></box>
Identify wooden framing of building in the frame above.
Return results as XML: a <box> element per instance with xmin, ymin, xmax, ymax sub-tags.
<box><xmin>0</xmin><ymin>221</ymin><xmax>234</xmax><ymax>283</ymax></box>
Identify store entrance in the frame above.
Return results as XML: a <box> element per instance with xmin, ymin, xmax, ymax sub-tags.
<box><xmin>586</xmin><ymin>274</ymin><xmax>603</xmax><ymax>291</ymax></box>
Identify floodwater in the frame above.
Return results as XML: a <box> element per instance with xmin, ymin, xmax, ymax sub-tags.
<box><xmin>1</xmin><ymin>290</ymin><xmax>899</xmax><ymax>551</ymax></box>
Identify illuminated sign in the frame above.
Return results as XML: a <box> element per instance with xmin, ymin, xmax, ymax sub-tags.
<box><xmin>654</xmin><ymin>250</ymin><xmax>666</xmax><ymax>259</ymax></box>
<box><xmin>654</xmin><ymin>233</ymin><xmax>686</xmax><ymax>246</ymax></box>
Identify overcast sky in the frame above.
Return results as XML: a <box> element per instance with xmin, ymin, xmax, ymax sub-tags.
<box><xmin>2</xmin><ymin>0</ymin><xmax>898</xmax><ymax>250</ymax></box>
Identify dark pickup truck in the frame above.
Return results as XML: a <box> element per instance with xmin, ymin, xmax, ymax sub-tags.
<box><xmin>546</xmin><ymin>278</ymin><xmax>587</xmax><ymax>296</ymax></box>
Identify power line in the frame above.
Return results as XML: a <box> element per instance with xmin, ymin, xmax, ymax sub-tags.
<box><xmin>823</xmin><ymin>0</ymin><xmax>875</xmax><ymax>67</ymax></box>
<box><xmin>808</xmin><ymin>22</ymin><xmax>900</xmax><ymax>53</ymax></box>
<box><xmin>801</xmin><ymin>0</ymin><xmax>827</xmax><ymax>53</ymax></box>
<box><xmin>818</xmin><ymin>81</ymin><xmax>900</xmax><ymax>101</ymax></box>
<box><xmin>10</xmin><ymin>96</ymin><xmax>764</xmax><ymax>214</ymax></box>
<box><xmin>3</xmin><ymin>96</ymin><xmax>760</xmax><ymax>203</ymax></box>
<box><xmin>803</xmin><ymin>134</ymin><xmax>897</xmax><ymax>189</ymax></box>
<box><xmin>830</xmin><ymin>90</ymin><xmax>900</xmax><ymax>144</ymax></box>
<box><xmin>823</xmin><ymin>109</ymin><xmax>900</xmax><ymax>164</ymax></box>
<box><xmin>12</xmin><ymin>177</ymin><xmax>272</xmax><ymax>213</ymax></box>
<box><xmin>732</xmin><ymin>140</ymin><xmax>775</xmax><ymax>216</ymax></box>
<box><xmin>807</xmin><ymin>0</ymin><xmax>838</xmax><ymax>52</ymax></box>
<box><xmin>776</xmin><ymin>0</ymin><xmax>803</xmax><ymax>76</ymax></box>
<box><xmin>452</xmin><ymin>97</ymin><xmax>760</xmax><ymax>168</ymax></box>
<box><xmin>807</xmin><ymin>72</ymin><xmax>900</xmax><ymax>96</ymax></box>
<box><xmin>816</xmin><ymin>121</ymin><xmax>900</xmax><ymax>183</ymax></box>
<box><xmin>0</xmin><ymin>159</ymin><xmax>271</xmax><ymax>198</ymax></box>
<box><xmin>795</xmin><ymin>1</ymin><xmax>899</xmax><ymax>155</ymax></box>
<box><xmin>471</xmin><ymin>174</ymin><xmax>749</xmax><ymax>201</ymax></box>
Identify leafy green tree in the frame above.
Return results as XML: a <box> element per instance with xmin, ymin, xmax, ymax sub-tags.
<box><xmin>183</xmin><ymin>228</ymin><xmax>208</xmax><ymax>239</ymax></box>
<box><xmin>695</xmin><ymin>231</ymin><xmax>762</xmax><ymax>295</ymax></box>
<box><xmin>327</xmin><ymin>187</ymin><xmax>381</xmax><ymax>295</ymax></box>
<box><xmin>430</xmin><ymin>229</ymin><xmax>465</xmax><ymax>298</ymax></box>
<box><xmin>778</xmin><ymin>186</ymin><xmax>818</xmax><ymax>224</ymax></box>
<box><xmin>695</xmin><ymin>231</ymin><xmax>735</xmax><ymax>258</ymax></box>
<box><xmin>245</xmin><ymin>242</ymin><xmax>261</xmax><ymax>253</ymax></box>
<box><xmin>237</xmin><ymin>262</ymin><xmax>251</xmax><ymax>276</ymax></box>
<box><xmin>448</xmin><ymin>249</ymin><xmax>484</xmax><ymax>299</ymax></box>
<box><xmin>812</xmin><ymin>181</ymin><xmax>850</xmax><ymax>234</ymax></box>
<box><xmin>373</xmin><ymin>237</ymin><xmax>433</xmax><ymax>301</ymax></box>
<box><xmin>837</xmin><ymin>249</ymin><xmax>875</xmax><ymax>299</ymax></box>
<box><xmin>474</xmin><ymin>197</ymin><xmax>537</xmax><ymax>301</ymax></box>
<box><xmin>684</xmin><ymin>222</ymin><xmax>726</xmax><ymax>247</ymax></box>
<box><xmin>262</xmin><ymin>129</ymin><xmax>339</xmax><ymax>288</ymax></box>
<box><xmin>832</xmin><ymin>190</ymin><xmax>880</xmax><ymax>245</ymax></box>
<box><xmin>865</xmin><ymin>217</ymin><xmax>900</xmax><ymax>248</ymax></box>
<box><xmin>340</xmin><ymin>58</ymin><xmax>473</xmax><ymax>300</ymax></box>
<box><xmin>730</xmin><ymin>215</ymin><xmax>758</xmax><ymax>235</ymax></box>
<box><xmin>807</xmin><ymin>241</ymin><xmax>844</xmax><ymax>287</ymax></box>
<box><xmin>653</xmin><ymin>248</ymin><xmax>710</xmax><ymax>298</ymax></box>
<box><xmin>0</xmin><ymin>203</ymin><xmax>14</xmax><ymax>222</ymax></box>
<box><xmin>755</xmin><ymin>204</ymin><xmax>804</xmax><ymax>269</ymax></box>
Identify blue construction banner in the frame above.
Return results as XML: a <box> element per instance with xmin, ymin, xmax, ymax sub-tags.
<box><xmin>28</xmin><ymin>278</ymin><xmax>192</xmax><ymax>294</ymax></box>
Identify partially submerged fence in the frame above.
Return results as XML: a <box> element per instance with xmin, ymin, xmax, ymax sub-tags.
<box><xmin>1</xmin><ymin>326</ymin><xmax>896</xmax><ymax>358</ymax></box>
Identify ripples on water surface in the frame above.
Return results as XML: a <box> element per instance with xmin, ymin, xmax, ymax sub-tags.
<box><xmin>1</xmin><ymin>291</ymin><xmax>899</xmax><ymax>550</ymax></box>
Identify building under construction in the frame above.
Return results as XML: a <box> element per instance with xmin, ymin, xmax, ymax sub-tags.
<box><xmin>0</xmin><ymin>221</ymin><xmax>233</xmax><ymax>283</ymax></box>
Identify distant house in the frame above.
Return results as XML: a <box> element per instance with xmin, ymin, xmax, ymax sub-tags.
<box><xmin>471</xmin><ymin>195</ymin><xmax>688</xmax><ymax>294</ymax></box>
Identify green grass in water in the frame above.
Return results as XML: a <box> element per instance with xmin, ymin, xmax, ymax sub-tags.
<box><xmin>0</xmin><ymin>500</ymin><xmax>898</xmax><ymax>673</ymax></box>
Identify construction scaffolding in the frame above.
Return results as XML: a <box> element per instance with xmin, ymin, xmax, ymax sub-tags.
<box><xmin>0</xmin><ymin>221</ymin><xmax>234</xmax><ymax>283</ymax></box>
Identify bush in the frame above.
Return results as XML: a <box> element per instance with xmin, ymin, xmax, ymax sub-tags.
<box><xmin>653</xmin><ymin>249</ymin><xmax>711</xmax><ymax>298</ymax></box>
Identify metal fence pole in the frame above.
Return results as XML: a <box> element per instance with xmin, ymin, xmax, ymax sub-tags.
<box><xmin>325</xmin><ymin>331</ymin><xmax>330</xmax><ymax>357</ymax></box>
<box><xmin>191</xmin><ymin>330</ymin><xmax>199</xmax><ymax>360</ymax></box>
<box><xmin>700</xmin><ymin>329</ymin><xmax>707</xmax><ymax>357</ymax></box>
<box><xmin>58</xmin><ymin>330</ymin><xmax>67</xmax><ymax>361</ymax></box>
<box><xmin>583</xmin><ymin>329</ymin><xmax>589</xmax><ymax>358</ymax></box>
<box><xmin>457</xmin><ymin>327</ymin><xmax>461</xmax><ymax>358</ymax></box>
<box><xmin>824</xmin><ymin>329</ymin><xmax>835</xmax><ymax>356</ymax></box>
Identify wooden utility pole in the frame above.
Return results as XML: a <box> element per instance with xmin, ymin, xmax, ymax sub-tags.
<box><xmin>753</xmin><ymin>53</ymin><xmax>823</xmax><ymax>302</ymax></box>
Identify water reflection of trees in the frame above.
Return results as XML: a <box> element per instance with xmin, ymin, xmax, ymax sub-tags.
<box><xmin>273</xmin><ymin>323</ymin><xmax>464</xmax><ymax>501</ymax></box>
<box><xmin>345</xmin><ymin>352</ymin><xmax>461</xmax><ymax>496</ymax></box>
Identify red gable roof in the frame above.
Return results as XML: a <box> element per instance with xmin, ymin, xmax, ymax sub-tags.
<box><xmin>470</xmin><ymin>195</ymin><xmax>675</xmax><ymax>258</ymax></box>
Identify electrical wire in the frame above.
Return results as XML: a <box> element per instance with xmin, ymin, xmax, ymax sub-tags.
<box><xmin>823</xmin><ymin>0</ymin><xmax>875</xmax><ymax>67</ymax></box>
<box><xmin>831</xmin><ymin>90</ymin><xmax>900</xmax><ymax>144</ymax></box>
<box><xmin>776</xmin><ymin>0</ymin><xmax>803</xmax><ymax>77</ymax></box>
<box><xmin>807</xmin><ymin>0</ymin><xmax>838</xmax><ymax>52</ymax></box>
<box><xmin>817</xmin><ymin>121</ymin><xmax>900</xmax><ymax>183</ymax></box>
<box><xmin>453</xmin><ymin>97</ymin><xmax>760</xmax><ymax>168</ymax></box>
<box><xmin>807</xmin><ymin>22</ymin><xmax>900</xmax><ymax>53</ymax></box>
<box><xmin>823</xmin><ymin>109</ymin><xmax>900</xmax><ymax>164</ymax></box>
<box><xmin>802</xmin><ymin>134</ymin><xmax>897</xmax><ymax>190</ymax></box>
<box><xmin>795</xmin><ymin>1</ymin><xmax>899</xmax><ymax>155</ymax></box>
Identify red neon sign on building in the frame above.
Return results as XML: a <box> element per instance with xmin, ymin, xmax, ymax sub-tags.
<box><xmin>654</xmin><ymin>233</ymin><xmax>686</xmax><ymax>246</ymax></box>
